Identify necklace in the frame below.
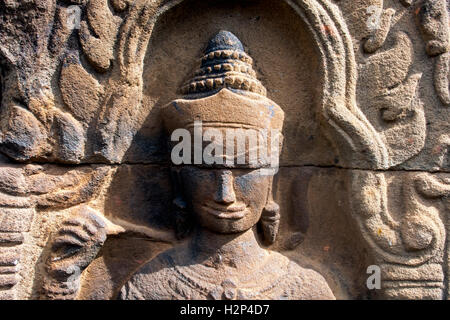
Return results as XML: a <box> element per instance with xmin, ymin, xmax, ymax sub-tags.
<box><xmin>168</xmin><ymin>254</ymin><xmax>291</xmax><ymax>300</ymax></box>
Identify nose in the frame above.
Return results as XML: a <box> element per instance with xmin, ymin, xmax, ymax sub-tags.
<box><xmin>214</xmin><ymin>170</ymin><xmax>236</xmax><ymax>205</ymax></box>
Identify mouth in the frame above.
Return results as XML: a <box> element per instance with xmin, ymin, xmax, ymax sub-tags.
<box><xmin>202</xmin><ymin>203</ymin><xmax>248</xmax><ymax>220</ymax></box>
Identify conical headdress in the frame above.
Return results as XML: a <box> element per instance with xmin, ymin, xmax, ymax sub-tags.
<box><xmin>163</xmin><ymin>31</ymin><xmax>284</xmax><ymax>168</ymax></box>
<box><xmin>181</xmin><ymin>30</ymin><xmax>267</xmax><ymax>96</ymax></box>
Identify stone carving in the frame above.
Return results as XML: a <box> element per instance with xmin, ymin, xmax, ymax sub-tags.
<box><xmin>364</xmin><ymin>5</ymin><xmax>395</xmax><ymax>53</ymax></box>
<box><xmin>119</xmin><ymin>32</ymin><xmax>335</xmax><ymax>300</ymax></box>
<box><xmin>401</xmin><ymin>0</ymin><xmax>415</xmax><ymax>7</ymax></box>
<box><xmin>42</xmin><ymin>206</ymin><xmax>108</xmax><ymax>300</ymax></box>
<box><xmin>0</xmin><ymin>1</ymin><xmax>86</xmax><ymax>164</ymax></box>
<box><xmin>0</xmin><ymin>0</ymin><xmax>449</xmax><ymax>300</ymax></box>
<box><xmin>416</xmin><ymin>0</ymin><xmax>449</xmax><ymax>57</ymax></box>
<box><xmin>359</xmin><ymin>31</ymin><xmax>425</xmax><ymax>167</ymax></box>
<box><xmin>435</xmin><ymin>52</ymin><xmax>450</xmax><ymax>106</ymax></box>
<box><xmin>79</xmin><ymin>0</ymin><xmax>123</xmax><ymax>72</ymax></box>
<box><xmin>0</xmin><ymin>163</ymin><xmax>110</xmax><ymax>299</ymax></box>
<box><xmin>350</xmin><ymin>171</ymin><xmax>448</xmax><ymax>299</ymax></box>
<box><xmin>414</xmin><ymin>0</ymin><xmax>450</xmax><ymax>107</ymax></box>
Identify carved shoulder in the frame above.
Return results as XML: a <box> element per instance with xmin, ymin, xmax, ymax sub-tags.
<box><xmin>280</xmin><ymin>261</ymin><xmax>336</xmax><ymax>300</ymax></box>
<box><xmin>118</xmin><ymin>251</ymin><xmax>180</xmax><ymax>300</ymax></box>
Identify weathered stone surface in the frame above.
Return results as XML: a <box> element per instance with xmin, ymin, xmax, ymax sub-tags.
<box><xmin>0</xmin><ymin>0</ymin><xmax>449</xmax><ymax>300</ymax></box>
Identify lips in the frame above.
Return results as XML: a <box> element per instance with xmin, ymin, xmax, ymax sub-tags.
<box><xmin>202</xmin><ymin>203</ymin><xmax>248</xmax><ymax>220</ymax></box>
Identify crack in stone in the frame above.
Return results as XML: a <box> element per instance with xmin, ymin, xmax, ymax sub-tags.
<box><xmin>1</xmin><ymin>161</ymin><xmax>450</xmax><ymax>174</ymax></box>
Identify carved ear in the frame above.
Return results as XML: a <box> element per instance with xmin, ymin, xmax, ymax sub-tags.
<box><xmin>260</xmin><ymin>201</ymin><xmax>280</xmax><ymax>246</ymax></box>
<box><xmin>173</xmin><ymin>196</ymin><xmax>193</xmax><ymax>240</ymax></box>
<box><xmin>170</xmin><ymin>168</ymin><xmax>193</xmax><ymax>239</ymax></box>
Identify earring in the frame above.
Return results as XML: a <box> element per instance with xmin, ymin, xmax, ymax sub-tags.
<box><xmin>173</xmin><ymin>196</ymin><xmax>192</xmax><ymax>239</ymax></box>
<box><xmin>260</xmin><ymin>201</ymin><xmax>280</xmax><ymax>245</ymax></box>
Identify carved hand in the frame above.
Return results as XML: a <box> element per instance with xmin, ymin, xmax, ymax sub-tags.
<box><xmin>46</xmin><ymin>206</ymin><xmax>107</xmax><ymax>282</ymax></box>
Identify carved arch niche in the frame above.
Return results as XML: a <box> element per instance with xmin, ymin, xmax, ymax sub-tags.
<box><xmin>138</xmin><ymin>0</ymin><xmax>329</xmax><ymax>166</ymax></box>
<box><xmin>74</xmin><ymin>0</ymin><xmax>379</xmax><ymax>300</ymax></box>
<box><xmin>121</xmin><ymin>0</ymin><xmax>392</xmax><ymax>168</ymax></box>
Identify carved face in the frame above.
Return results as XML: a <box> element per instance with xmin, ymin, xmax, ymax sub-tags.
<box><xmin>179</xmin><ymin>167</ymin><xmax>272</xmax><ymax>234</ymax></box>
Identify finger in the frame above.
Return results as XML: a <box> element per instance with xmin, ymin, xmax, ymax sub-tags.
<box><xmin>85</xmin><ymin>211</ymin><xmax>106</xmax><ymax>229</ymax></box>
<box><xmin>82</xmin><ymin>221</ymin><xmax>98</xmax><ymax>236</ymax></box>
<box><xmin>51</xmin><ymin>235</ymin><xmax>84</xmax><ymax>251</ymax></box>
<box><xmin>63</xmin><ymin>217</ymin><xmax>84</xmax><ymax>227</ymax></box>
<box><xmin>58</xmin><ymin>226</ymin><xmax>91</xmax><ymax>243</ymax></box>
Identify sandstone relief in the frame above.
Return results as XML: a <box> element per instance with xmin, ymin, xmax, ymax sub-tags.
<box><xmin>0</xmin><ymin>0</ymin><xmax>449</xmax><ymax>301</ymax></box>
